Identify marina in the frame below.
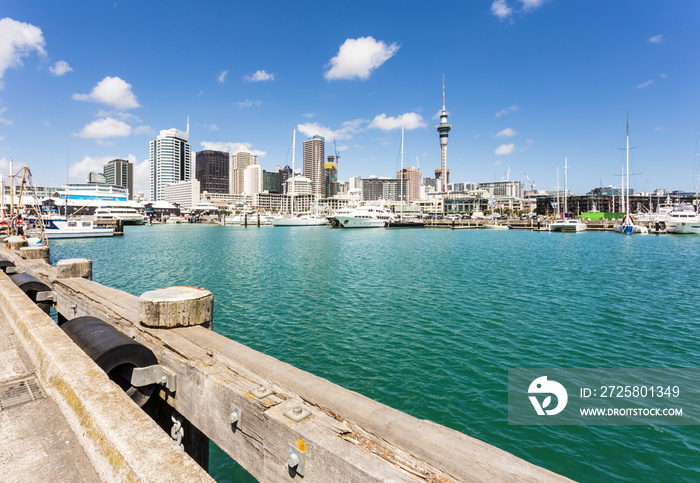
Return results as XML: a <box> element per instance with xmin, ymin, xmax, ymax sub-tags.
<box><xmin>42</xmin><ymin>224</ymin><xmax>700</xmax><ymax>483</ymax></box>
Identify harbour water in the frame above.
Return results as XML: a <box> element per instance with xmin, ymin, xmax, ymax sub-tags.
<box><xmin>48</xmin><ymin>225</ymin><xmax>700</xmax><ymax>482</ymax></box>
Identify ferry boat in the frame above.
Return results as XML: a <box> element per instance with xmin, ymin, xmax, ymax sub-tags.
<box><xmin>93</xmin><ymin>207</ymin><xmax>147</xmax><ymax>225</ymax></box>
<box><xmin>664</xmin><ymin>205</ymin><xmax>700</xmax><ymax>234</ymax></box>
<box><xmin>43</xmin><ymin>219</ymin><xmax>114</xmax><ymax>239</ymax></box>
<box><xmin>332</xmin><ymin>205</ymin><xmax>396</xmax><ymax>228</ymax></box>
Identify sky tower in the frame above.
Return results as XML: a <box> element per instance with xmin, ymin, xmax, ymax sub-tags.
<box><xmin>436</xmin><ymin>76</ymin><xmax>452</xmax><ymax>192</ymax></box>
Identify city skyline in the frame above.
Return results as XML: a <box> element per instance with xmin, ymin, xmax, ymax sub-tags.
<box><xmin>0</xmin><ymin>1</ymin><xmax>699</xmax><ymax>197</ymax></box>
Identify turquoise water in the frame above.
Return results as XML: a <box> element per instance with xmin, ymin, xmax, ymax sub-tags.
<box><xmin>49</xmin><ymin>226</ymin><xmax>700</xmax><ymax>482</ymax></box>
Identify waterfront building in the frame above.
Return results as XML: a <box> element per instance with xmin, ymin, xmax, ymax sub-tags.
<box><xmin>263</xmin><ymin>170</ymin><xmax>282</xmax><ymax>194</ymax></box>
<box><xmin>255</xmin><ymin>192</ymin><xmax>314</xmax><ymax>213</ymax></box>
<box><xmin>477</xmin><ymin>181</ymin><xmax>524</xmax><ymax>199</ymax></box>
<box><xmin>435</xmin><ymin>78</ymin><xmax>452</xmax><ymax>192</ymax></box>
<box><xmin>361</xmin><ymin>177</ymin><xmax>406</xmax><ymax>202</ymax></box>
<box><xmin>162</xmin><ymin>179</ymin><xmax>200</xmax><ymax>209</ymax></box>
<box><xmin>278</xmin><ymin>165</ymin><xmax>293</xmax><ymax>194</ymax></box>
<box><xmin>336</xmin><ymin>180</ymin><xmax>348</xmax><ymax>195</ymax></box>
<box><xmin>303</xmin><ymin>135</ymin><xmax>325</xmax><ymax>197</ymax></box>
<box><xmin>397</xmin><ymin>166</ymin><xmax>421</xmax><ymax>202</ymax></box>
<box><xmin>87</xmin><ymin>172</ymin><xmax>106</xmax><ymax>184</ymax></box>
<box><xmin>195</xmin><ymin>150</ymin><xmax>229</xmax><ymax>194</ymax></box>
<box><xmin>231</xmin><ymin>146</ymin><xmax>258</xmax><ymax>195</ymax></box>
<box><xmin>104</xmin><ymin>159</ymin><xmax>134</xmax><ymax>200</ymax></box>
<box><xmin>149</xmin><ymin>128</ymin><xmax>192</xmax><ymax>201</ymax></box>
<box><xmin>243</xmin><ymin>164</ymin><xmax>263</xmax><ymax>195</ymax></box>
<box><xmin>435</xmin><ymin>169</ymin><xmax>450</xmax><ymax>190</ymax></box>
<box><xmin>285</xmin><ymin>175</ymin><xmax>313</xmax><ymax>195</ymax></box>
<box><xmin>324</xmin><ymin>155</ymin><xmax>338</xmax><ymax>198</ymax></box>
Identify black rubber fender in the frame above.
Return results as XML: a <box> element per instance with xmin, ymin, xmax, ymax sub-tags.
<box><xmin>61</xmin><ymin>316</ymin><xmax>159</xmax><ymax>407</ymax></box>
<box><xmin>0</xmin><ymin>257</ymin><xmax>15</xmax><ymax>273</ymax></box>
<box><xmin>8</xmin><ymin>272</ymin><xmax>51</xmax><ymax>314</ymax></box>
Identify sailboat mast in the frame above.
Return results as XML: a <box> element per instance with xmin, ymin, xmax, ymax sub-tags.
<box><xmin>564</xmin><ymin>156</ymin><xmax>568</xmax><ymax>217</ymax></box>
<box><xmin>625</xmin><ymin>117</ymin><xmax>630</xmax><ymax>215</ymax></box>
<box><xmin>400</xmin><ymin>125</ymin><xmax>405</xmax><ymax>203</ymax></box>
<box><xmin>291</xmin><ymin>129</ymin><xmax>296</xmax><ymax>216</ymax></box>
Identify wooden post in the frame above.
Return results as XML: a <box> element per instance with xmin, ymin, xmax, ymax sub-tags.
<box><xmin>139</xmin><ymin>286</ymin><xmax>213</xmax><ymax>329</ymax></box>
<box><xmin>20</xmin><ymin>245</ymin><xmax>50</xmax><ymax>261</ymax></box>
<box><xmin>57</xmin><ymin>258</ymin><xmax>93</xmax><ymax>280</ymax></box>
<box><xmin>5</xmin><ymin>236</ymin><xmax>27</xmax><ymax>250</ymax></box>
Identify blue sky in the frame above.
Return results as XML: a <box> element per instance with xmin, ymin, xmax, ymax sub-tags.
<box><xmin>1</xmin><ymin>1</ymin><xmax>699</xmax><ymax>196</ymax></box>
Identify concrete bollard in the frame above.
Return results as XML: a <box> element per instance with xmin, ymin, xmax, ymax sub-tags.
<box><xmin>139</xmin><ymin>286</ymin><xmax>213</xmax><ymax>329</ymax></box>
<box><xmin>20</xmin><ymin>245</ymin><xmax>50</xmax><ymax>261</ymax></box>
<box><xmin>56</xmin><ymin>258</ymin><xmax>93</xmax><ymax>280</ymax></box>
<box><xmin>5</xmin><ymin>235</ymin><xmax>27</xmax><ymax>250</ymax></box>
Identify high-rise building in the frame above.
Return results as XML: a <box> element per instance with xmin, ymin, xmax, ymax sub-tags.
<box><xmin>243</xmin><ymin>164</ymin><xmax>263</xmax><ymax>195</ymax></box>
<box><xmin>397</xmin><ymin>166</ymin><xmax>421</xmax><ymax>202</ymax></box>
<box><xmin>149</xmin><ymin>128</ymin><xmax>191</xmax><ymax>201</ymax></box>
<box><xmin>324</xmin><ymin>155</ymin><xmax>338</xmax><ymax>198</ymax></box>
<box><xmin>231</xmin><ymin>146</ymin><xmax>257</xmax><ymax>195</ymax></box>
<box><xmin>263</xmin><ymin>170</ymin><xmax>281</xmax><ymax>194</ymax></box>
<box><xmin>435</xmin><ymin>78</ymin><xmax>452</xmax><ymax>192</ymax></box>
<box><xmin>104</xmin><ymin>159</ymin><xmax>134</xmax><ymax>199</ymax></box>
<box><xmin>278</xmin><ymin>165</ymin><xmax>293</xmax><ymax>194</ymax></box>
<box><xmin>303</xmin><ymin>135</ymin><xmax>324</xmax><ymax>197</ymax></box>
<box><xmin>196</xmin><ymin>150</ymin><xmax>229</xmax><ymax>194</ymax></box>
<box><xmin>435</xmin><ymin>168</ymin><xmax>450</xmax><ymax>189</ymax></box>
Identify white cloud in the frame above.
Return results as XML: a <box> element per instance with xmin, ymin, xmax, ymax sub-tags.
<box><xmin>520</xmin><ymin>0</ymin><xmax>545</xmax><ymax>11</ymax></box>
<box><xmin>324</xmin><ymin>36</ymin><xmax>399</xmax><ymax>81</ymax></box>
<box><xmin>68</xmin><ymin>155</ymin><xmax>114</xmax><ymax>180</ymax></box>
<box><xmin>495</xmin><ymin>128</ymin><xmax>518</xmax><ymax>138</ymax></box>
<box><xmin>491</xmin><ymin>0</ymin><xmax>513</xmax><ymax>20</ymax></box>
<box><xmin>648</xmin><ymin>34</ymin><xmax>664</xmax><ymax>44</ymax></box>
<box><xmin>49</xmin><ymin>60</ymin><xmax>72</xmax><ymax>76</ymax></box>
<box><xmin>235</xmin><ymin>99</ymin><xmax>262</xmax><ymax>108</ymax></box>
<box><xmin>132</xmin><ymin>125</ymin><xmax>154</xmax><ymax>136</ymax></box>
<box><xmin>0</xmin><ymin>18</ymin><xmax>46</xmax><ymax>86</ymax></box>
<box><xmin>199</xmin><ymin>141</ymin><xmax>266</xmax><ymax>158</ymax></box>
<box><xmin>131</xmin><ymin>155</ymin><xmax>150</xmax><ymax>195</ymax></box>
<box><xmin>368</xmin><ymin>112</ymin><xmax>426</xmax><ymax>131</ymax></box>
<box><xmin>244</xmin><ymin>70</ymin><xmax>275</xmax><ymax>82</ymax></box>
<box><xmin>297</xmin><ymin>119</ymin><xmax>365</xmax><ymax>140</ymax></box>
<box><xmin>72</xmin><ymin>76</ymin><xmax>140</xmax><ymax>110</ymax></box>
<box><xmin>636</xmin><ymin>79</ymin><xmax>654</xmax><ymax>89</ymax></box>
<box><xmin>0</xmin><ymin>106</ymin><xmax>12</xmax><ymax>125</ymax></box>
<box><xmin>204</xmin><ymin>123</ymin><xmax>219</xmax><ymax>131</ymax></box>
<box><xmin>74</xmin><ymin>117</ymin><xmax>132</xmax><ymax>141</ymax></box>
<box><xmin>489</xmin><ymin>160</ymin><xmax>503</xmax><ymax>167</ymax></box>
<box><xmin>217</xmin><ymin>70</ymin><xmax>228</xmax><ymax>83</ymax></box>
<box><xmin>496</xmin><ymin>105</ymin><xmax>519</xmax><ymax>117</ymax></box>
<box><xmin>494</xmin><ymin>144</ymin><xmax>516</xmax><ymax>155</ymax></box>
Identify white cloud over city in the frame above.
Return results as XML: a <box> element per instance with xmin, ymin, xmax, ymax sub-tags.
<box><xmin>49</xmin><ymin>60</ymin><xmax>72</xmax><ymax>76</ymax></box>
<box><xmin>74</xmin><ymin>117</ymin><xmax>131</xmax><ymax>144</ymax></box>
<box><xmin>368</xmin><ymin>112</ymin><xmax>426</xmax><ymax>131</ymax></box>
<box><xmin>491</xmin><ymin>0</ymin><xmax>548</xmax><ymax>21</ymax></box>
<box><xmin>496</xmin><ymin>105</ymin><xmax>519</xmax><ymax>118</ymax></box>
<box><xmin>324</xmin><ymin>36</ymin><xmax>399</xmax><ymax>81</ymax></box>
<box><xmin>200</xmin><ymin>141</ymin><xmax>266</xmax><ymax>157</ymax></box>
<box><xmin>495</xmin><ymin>143</ymin><xmax>516</xmax><ymax>155</ymax></box>
<box><xmin>297</xmin><ymin>119</ymin><xmax>365</xmax><ymax>140</ymax></box>
<box><xmin>495</xmin><ymin>128</ymin><xmax>518</xmax><ymax>138</ymax></box>
<box><xmin>245</xmin><ymin>70</ymin><xmax>275</xmax><ymax>82</ymax></box>
<box><xmin>0</xmin><ymin>18</ymin><xmax>46</xmax><ymax>87</ymax></box>
<box><xmin>72</xmin><ymin>76</ymin><xmax>140</xmax><ymax>110</ymax></box>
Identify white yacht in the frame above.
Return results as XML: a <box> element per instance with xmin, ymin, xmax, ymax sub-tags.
<box><xmin>333</xmin><ymin>205</ymin><xmax>396</xmax><ymax>228</ymax></box>
<box><xmin>548</xmin><ymin>157</ymin><xmax>587</xmax><ymax>232</ymax></box>
<box><xmin>93</xmin><ymin>207</ymin><xmax>147</xmax><ymax>225</ymax></box>
<box><xmin>271</xmin><ymin>213</ymin><xmax>328</xmax><ymax>227</ymax></box>
<box><xmin>665</xmin><ymin>205</ymin><xmax>700</xmax><ymax>234</ymax></box>
<box><xmin>44</xmin><ymin>219</ymin><xmax>114</xmax><ymax>239</ymax></box>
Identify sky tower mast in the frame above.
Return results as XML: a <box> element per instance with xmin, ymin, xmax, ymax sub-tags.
<box><xmin>436</xmin><ymin>75</ymin><xmax>452</xmax><ymax>193</ymax></box>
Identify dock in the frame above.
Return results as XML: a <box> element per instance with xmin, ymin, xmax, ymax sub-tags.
<box><xmin>0</xmin><ymin>240</ymin><xmax>573</xmax><ymax>482</ymax></box>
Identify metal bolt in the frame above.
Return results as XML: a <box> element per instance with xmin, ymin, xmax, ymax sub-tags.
<box><xmin>293</xmin><ymin>406</ymin><xmax>302</xmax><ymax>415</ymax></box>
<box><xmin>288</xmin><ymin>452</ymin><xmax>299</xmax><ymax>468</ymax></box>
<box><xmin>257</xmin><ymin>385</ymin><xmax>267</xmax><ymax>393</ymax></box>
<box><xmin>230</xmin><ymin>408</ymin><xmax>239</xmax><ymax>424</ymax></box>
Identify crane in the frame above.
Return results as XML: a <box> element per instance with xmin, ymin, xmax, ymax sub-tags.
<box><xmin>500</xmin><ymin>166</ymin><xmax>511</xmax><ymax>182</ymax></box>
<box><xmin>524</xmin><ymin>172</ymin><xmax>535</xmax><ymax>190</ymax></box>
<box><xmin>333</xmin><ymin>138</ymin><xmax>340</xmax><ymax>165</ymax></box>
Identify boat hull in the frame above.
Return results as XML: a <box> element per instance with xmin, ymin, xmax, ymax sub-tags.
<box><xmin>334</xmin><ymin>216</ymin><xmax>387</xmax><ymax>228</ymax></box>
<box><xmin>45</xmin><ymin>229</ymin><xmax>114</xmax><ymax>239</ymax></box>
<box><xmin>665</xmin><ymin>222</ymin><xmax>700</xmax><ymax>234</ymax></box>
<box><xmin>549</xmin><ymin>221</ymin><xmax>587</xmax><ymax>232</ymax></box>
<box><xmin>271</xmin><ymin>218</ymin><xmax>327</xmax><ymax>227</ymax></box>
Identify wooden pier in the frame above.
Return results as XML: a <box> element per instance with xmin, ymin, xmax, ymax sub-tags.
<box><xmin>0</xmin><ymin>242</ymin><xmax>572</xmax><ymax>482</ymax></box>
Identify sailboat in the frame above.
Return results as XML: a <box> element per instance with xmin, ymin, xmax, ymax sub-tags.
<box><xmin>548</xmin><ymin>156</ymin><xmax>587</xmax><ymax>232</ymax></box>
<box><xmin>613</xmin><ymin>117</ymin><xmax>648</xmax><ymax>234</ymax></box>
<box><xmin>271</xmin><ymin>130</ymin><xmax>328</xmax><ymax>227</ymax></box>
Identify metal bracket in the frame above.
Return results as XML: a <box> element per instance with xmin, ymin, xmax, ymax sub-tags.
<box><xmin>229</xmin><ymin>405</ymin><xmax>241</xmax><ymax>430</ymax></box>
<box><xmin>129</xmin><ymin>365</ymin><xmax>177</xmax><ymax>392</ymax></box>
<box><xmin>4</xmin><ymin>267</ymin><xmax>18</xmax><ymax>274</ymax></box>
<box><xmin>288</xmin><ymin>444</ymin><xmax>305</xmax><ymax>476</ymax></box>
<box><xmin>35</xmin><ymin>291</ymin><xmax>56</xmax><ymax>302</ymax></box>
<box><xmin>284</xmin><ymin>406</ymin><xmax>312</xmax><ymax>423</ymax></box>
